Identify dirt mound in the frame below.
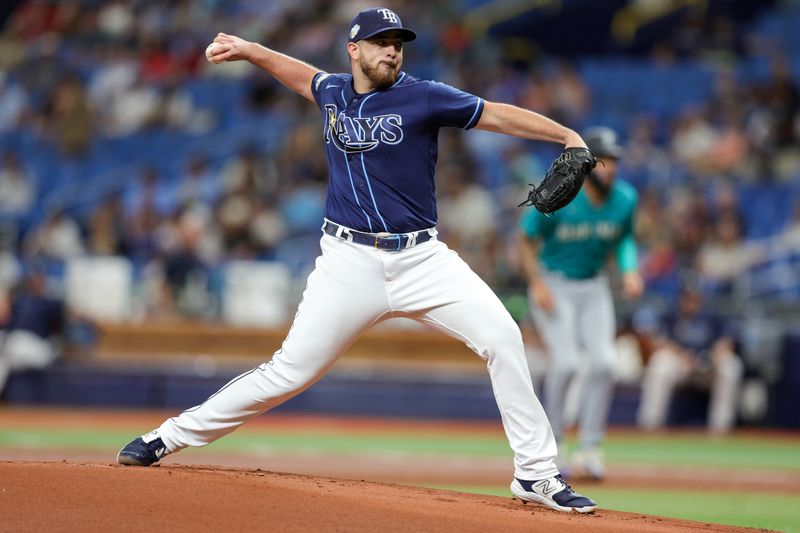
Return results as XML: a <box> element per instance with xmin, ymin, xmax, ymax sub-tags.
<box><xmin>0</xmin><ymin>462</ymin><xmax>764</xmax><ymax>532</ymax></box>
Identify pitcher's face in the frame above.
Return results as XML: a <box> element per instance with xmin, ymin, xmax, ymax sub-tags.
<box><xmin>353</xmin><ymin>31</ymin><xmax>403</xmax><ymax>89</ymax></box>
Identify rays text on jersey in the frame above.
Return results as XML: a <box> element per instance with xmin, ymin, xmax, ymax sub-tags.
<box><xmin>323</xmin><ymin>104</ymin><xmax>404</xmax><ymax>154</ymax></box>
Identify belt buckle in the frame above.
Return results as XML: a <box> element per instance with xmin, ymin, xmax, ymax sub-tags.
<box><xmin>374</xmin><ymin>232</ymin><xmax>402</xmax><ymax>251</ymax></box>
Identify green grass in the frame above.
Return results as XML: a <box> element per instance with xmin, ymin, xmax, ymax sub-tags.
<box><xmin>431</xmin><ymin>484</ymin><xmax>800</xmax><ymax>533</ymax></box>
<box><xmin>2</xmin><ymin>427</ymin><xmax>798</xmax><ymax>472</ymax></box>
<box><xmin>599</xmin><ymin>434</ymin><xmax>800</xmax><ymax>471</ymax></box>
<box><xmin>0</xmin><ymin>428</ymin><xmax>510</xmax><ymax>456</ymax></box>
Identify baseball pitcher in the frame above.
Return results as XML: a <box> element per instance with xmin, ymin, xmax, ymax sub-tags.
<box><xmin>118</xmin><ymin>7</ymin><xmax>596</xmax><ymax>513</ymax></box>
<box><xmin>519</xmin><ymin>127</ymin><xmax>643</xmax><ymax>481</ymax></box>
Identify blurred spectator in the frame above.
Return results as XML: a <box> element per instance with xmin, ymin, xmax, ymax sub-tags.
<box><xmin>0</xmin><ymin>151</ymin><xmax>35</xmax><ymax>217</ymax></box>
<box><xmin>671</xmin><ymin>109</ymin><xmax>718</xmax><ymax>176</ymax></box>
<box><xmin>278</xmin><ymin>178</ymin><xmax>326</xmax><ymax>238</ymax></box>
<box><xmin>437</xmin><ymin>163</ymin><xmax>497</xmax><ymax>246</ymax></box>
<box><xmin>0</xmin><ymin>268</ymin><xmax>65</xmax><ymax>397</ymax></box>
<box><xmin>622</xmin><ymin>115</ymin><xmax>670</xmax><ymax>189</ymax></box>
<box><xmin>637</xmin><ymin>286</ymin><xmax>743</xmax><ymax>433</ymax></box>
<box><xmin>216</xmin><ymin>189</ymin><xmax>258</xmax><ymax>255</ymax></box>
<box><xmin>248</xmin><ymin>198</ymin><xmax>287</xmax><ymax>259</ymax></box>
<box><xmin>51</xmin><ymin>76</ymin><xmax>94</xmax><ymax>156</ymax></box>
<box><xmin>123</xmin><ymin>166</ymin><xmax>176</xmax><ymax>217</ymax></box>
<box><xmin>706</xmin><ymin>118</ymin><xmax>749</xmax><ymax>176</ymax></box>
<box><xmin>711</xmin><ymin>183</ymin><xmax>743</xmax><ymax>223</ymax></box>
<box><xmin>220</xmin><ymin>147</ymin><xmax>280</xmax><ymax>197</ymax></box>
<box><xmin>86</xmin><ymin>194</ymin><xmax>127</xmax><ymax>256</ymax></box>
<box><xmin>88</xmin><ymin>45</ymin><xmax>139</xmax><ymax>113</ymax></box>
<box><xmin>696</xmin><ymin>214</ymin><xmax>760</xmax><ymax>293</ymax></box>
<box><xmin>746</xmin><ymin>57</ymin><xmax>800</xmax><ymax>180</ymax></box>
<box><xmin>96</xmin><ymin>1</ymin><xmax>136</xmax><ymax>42</ymax></box>
<box><xmin>152</xmin><ymin>205</ymin><xmax>219</xmax><ymax>318</ymax></box>
<box><xmin>640</xmin><ymin>239</ymin><xmax>678</xmax><ymax>287</ymax></box>
<box><xmin>159</xmin><ymin>78</ymin><xmax>214</xmax><ymax>134</ymax></box>
<box><xmin>778</xmin><ymin>198</ymin><xmax>800</xmax><ymax>252</ymax></box>
<box><xmin>107</xmin><ymin>78</ymin><xmax>160</xmax><ymax>137</ymax></box>
<box><xmin>667</xmin><ymin>190</ymin><xmax>711</xmax><ymax>269</ymax></box>
<box><xmin>0</xmin><ymin>246</ymin><xmax>21</xmax><ymax>293</ymax></box>
<box><xmin>548</xmin><ymin>60</ymin><xmax>591</xmax><ymax>126</ymax></box>
<box><xmin>700</xmin><ymin>15</ymin><xmax>743</xmax><ymax>64</ymax></box>
<box><xmin>670</xmin><ymin>8</ymin><xmax>706</xmax><ymax>59</ymax></box>
<box><xmin>635</xmin><ymin>190</ymin><xmax>670</xmax><ymax>247</ymax></box>
<box><xmin>176</xmin><ymin>156</ymin><xmax>220</xmax><ymax>208</ymax></box>
<box><xmin>0</xmin><ymin>73</ymin><xmax>29</xmax><ymax>132</ymax></box>
<box><xmin>437</xmin><ymin>162</ymin><xmax>497</xmax><ymax>280</ymax></box>
<box><xmin>23</xmin><ymin>209</ymin><xmax>84</xmax><ymax>260</ymax></box>
<box><xmin>123</xmin><ymin>198</ymin><xmax>160</xmax><ymax>267</ymax></box>
<box><xmin>139</xmin><ymin>36</ymin><xmax>177</xmax><ymax>83</ymax></box>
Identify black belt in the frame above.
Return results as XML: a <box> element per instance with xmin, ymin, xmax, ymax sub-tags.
<box><xmin>322</xmin><ymin>220</ymin><xmax>435</xmax><ymax>251</ymax></box>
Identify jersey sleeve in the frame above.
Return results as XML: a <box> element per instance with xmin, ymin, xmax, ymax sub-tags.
<box><xmin>615</xmin><ymin>234</ymin><xmax>638</xmax><ymax>273</ymax></box>
<box><xmin>615</xmin><ymin>183</ymin><xmax>639</xmax><ymax>272</ymax></box>
<box><xmin>425</xmin><ymin>81</ymin><xmax>484</xmax><ymax>129</ymax></box>
<box><xmin>311</xmin><ymin>72</ymin><xmax>336</xmax><ymax>109</ymax></box>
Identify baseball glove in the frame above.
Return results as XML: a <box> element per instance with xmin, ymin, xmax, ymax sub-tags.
<box><xmin>518</xmin><ymin>147</ymin><xmax>597</xmax><ymax>215</ymax></box>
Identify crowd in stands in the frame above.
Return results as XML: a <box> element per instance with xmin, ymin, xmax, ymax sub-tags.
<box><xmin>0</xmin><ymin>0</ymin><xmax>798</xmax><ymax>327</ymax></box>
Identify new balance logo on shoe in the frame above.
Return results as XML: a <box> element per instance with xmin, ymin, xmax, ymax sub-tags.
<box><xmin>534</xmin><ymin>477</ymin><xmax>563</xmax><ymax>497</ymax></box>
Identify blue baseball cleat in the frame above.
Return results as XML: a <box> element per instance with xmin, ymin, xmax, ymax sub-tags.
<box><xmin>510</xmin><ymin>474</ymin><xmax>597</xmax><ymax>513</ymax></box>
<box><xmin>116</xmin><ymin>430</ymin><xmax>169</xmax><ymax>467</ymax></box>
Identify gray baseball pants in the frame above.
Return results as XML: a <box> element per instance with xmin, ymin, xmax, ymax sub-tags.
<box><xmin>530</xmin><ymin>271</ymin><xmax>617</xmax><ymax>449</ymax></box>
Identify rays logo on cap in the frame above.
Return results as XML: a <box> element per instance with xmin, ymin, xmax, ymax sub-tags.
<box><xmin>377</xmin><ymin>9</ymin><xmax>398</xmax><ymax>23</ymax></box>
<box><xmin>347</xmin><ymin>7</ymin><xmax>417</xmax><ymax>43</ymax></box>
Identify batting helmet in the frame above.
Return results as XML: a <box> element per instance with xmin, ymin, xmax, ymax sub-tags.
<box><xmin>583</xmin><ymin>126</ymin><xmax>623</xmax><ymax>159</ymax></box>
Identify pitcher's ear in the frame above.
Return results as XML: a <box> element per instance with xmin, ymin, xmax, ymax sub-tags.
<box><xmin>347</xmin><ymin>41</ymin><xmax>359</xmax><ymax>60</ymax></box>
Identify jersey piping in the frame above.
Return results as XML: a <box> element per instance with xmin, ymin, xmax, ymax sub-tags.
<box><xmin>340</xmin><ymin>87</ymin><xmax>373</xmax><ymax>231</ymax></box>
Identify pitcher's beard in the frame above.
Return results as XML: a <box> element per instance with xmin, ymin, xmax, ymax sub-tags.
<box><xmin>360</xmin><ymin>59</ymin><xmax>398</xmax><ymax>90</ymax></box>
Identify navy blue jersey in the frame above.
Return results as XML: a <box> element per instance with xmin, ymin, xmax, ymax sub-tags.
<box><xmin>311</xmin><ymin>71</ymin><xmax>484</xmax><ymax>233</ymax></box>
<box><xmin>663</xmin><ymin>313</ymin><xmax>725</xmax><ymax>354</ymax></box>
<box><xmin>7</xmin><ymin>294</ymin><xmax>64</xmax><ymax>339</ymax></box>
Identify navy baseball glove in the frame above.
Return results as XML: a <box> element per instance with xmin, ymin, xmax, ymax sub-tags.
<box><xmin>518</xmin><ymin>147</ymin><xmax>597</xmax><ymax>215</ymax></box>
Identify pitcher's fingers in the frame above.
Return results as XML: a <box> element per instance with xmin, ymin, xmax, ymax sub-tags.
<box><xmin>213</xmin><ymin>49</ymin><xmax>236</xmax><ymax>62</ymax></box>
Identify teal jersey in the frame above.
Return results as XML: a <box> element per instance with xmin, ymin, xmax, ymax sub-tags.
<box><xmin>520</xmin><ymin>180</ymin><xmax>638</xmax><ymax>279</ymax></box>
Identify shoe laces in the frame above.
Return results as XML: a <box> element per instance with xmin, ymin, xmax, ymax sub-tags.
<box><xmin>554</xmin><ymin>474</ymin><xmax>575</xmax><ymax>494</ymax></box>
<box><xmin>144</xmin><ymin>437</ymin><xmax>166</xmax><ymax>455</ymax></box>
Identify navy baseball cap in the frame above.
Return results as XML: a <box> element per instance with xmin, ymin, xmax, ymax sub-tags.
<box><xmin>348</xmin><ymin>7</ymin><xmax>417</xmax><ymax>43</ymax></box>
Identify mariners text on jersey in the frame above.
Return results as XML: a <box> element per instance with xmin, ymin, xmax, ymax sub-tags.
<box><xmin>311</xmin><ymin>71</ymin><xmax>484</xmax><ymax>233</ymax></box>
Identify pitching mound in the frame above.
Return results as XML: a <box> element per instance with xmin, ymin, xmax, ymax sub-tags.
<box><xmin>0</xmin><ymin>462</ymin><xmax>761</xmax><ymax>532</ymax></box>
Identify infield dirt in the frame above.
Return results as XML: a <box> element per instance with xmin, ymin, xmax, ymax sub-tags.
<box><xmin>0</xmin><ymin>461</ymin><xmax>768</xmax><ymax>532</ymax></box>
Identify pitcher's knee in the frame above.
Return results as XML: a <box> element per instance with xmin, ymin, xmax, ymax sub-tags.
<box><xmin>257</xmin><ymin>357</ymin><xmax>328</xmax><ymax>395</ymax></box>
<box><xmin>475</xmin><ymin>322</ymin><xmax>525</xmax><ymax>363</ymax></box>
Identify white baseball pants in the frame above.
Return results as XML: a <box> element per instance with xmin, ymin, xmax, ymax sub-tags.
<box><xmin>0</xmin><ymin>330</ymin><xmax>58</xmax><ymax>395</ymax></box>
<box><xmin>530</xmin><ymin>272</ymin><xmax>617</xmax><ymax>449</ymax></box>
<box><xmin>157</xmin><ymin>232</ymin><xmax>559</xmax><ymax>480</ymax></box>
<box><xmin>637</xmin><ymin>347</ymin><xmax>743</xmax><ymax>432</ymax></box>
